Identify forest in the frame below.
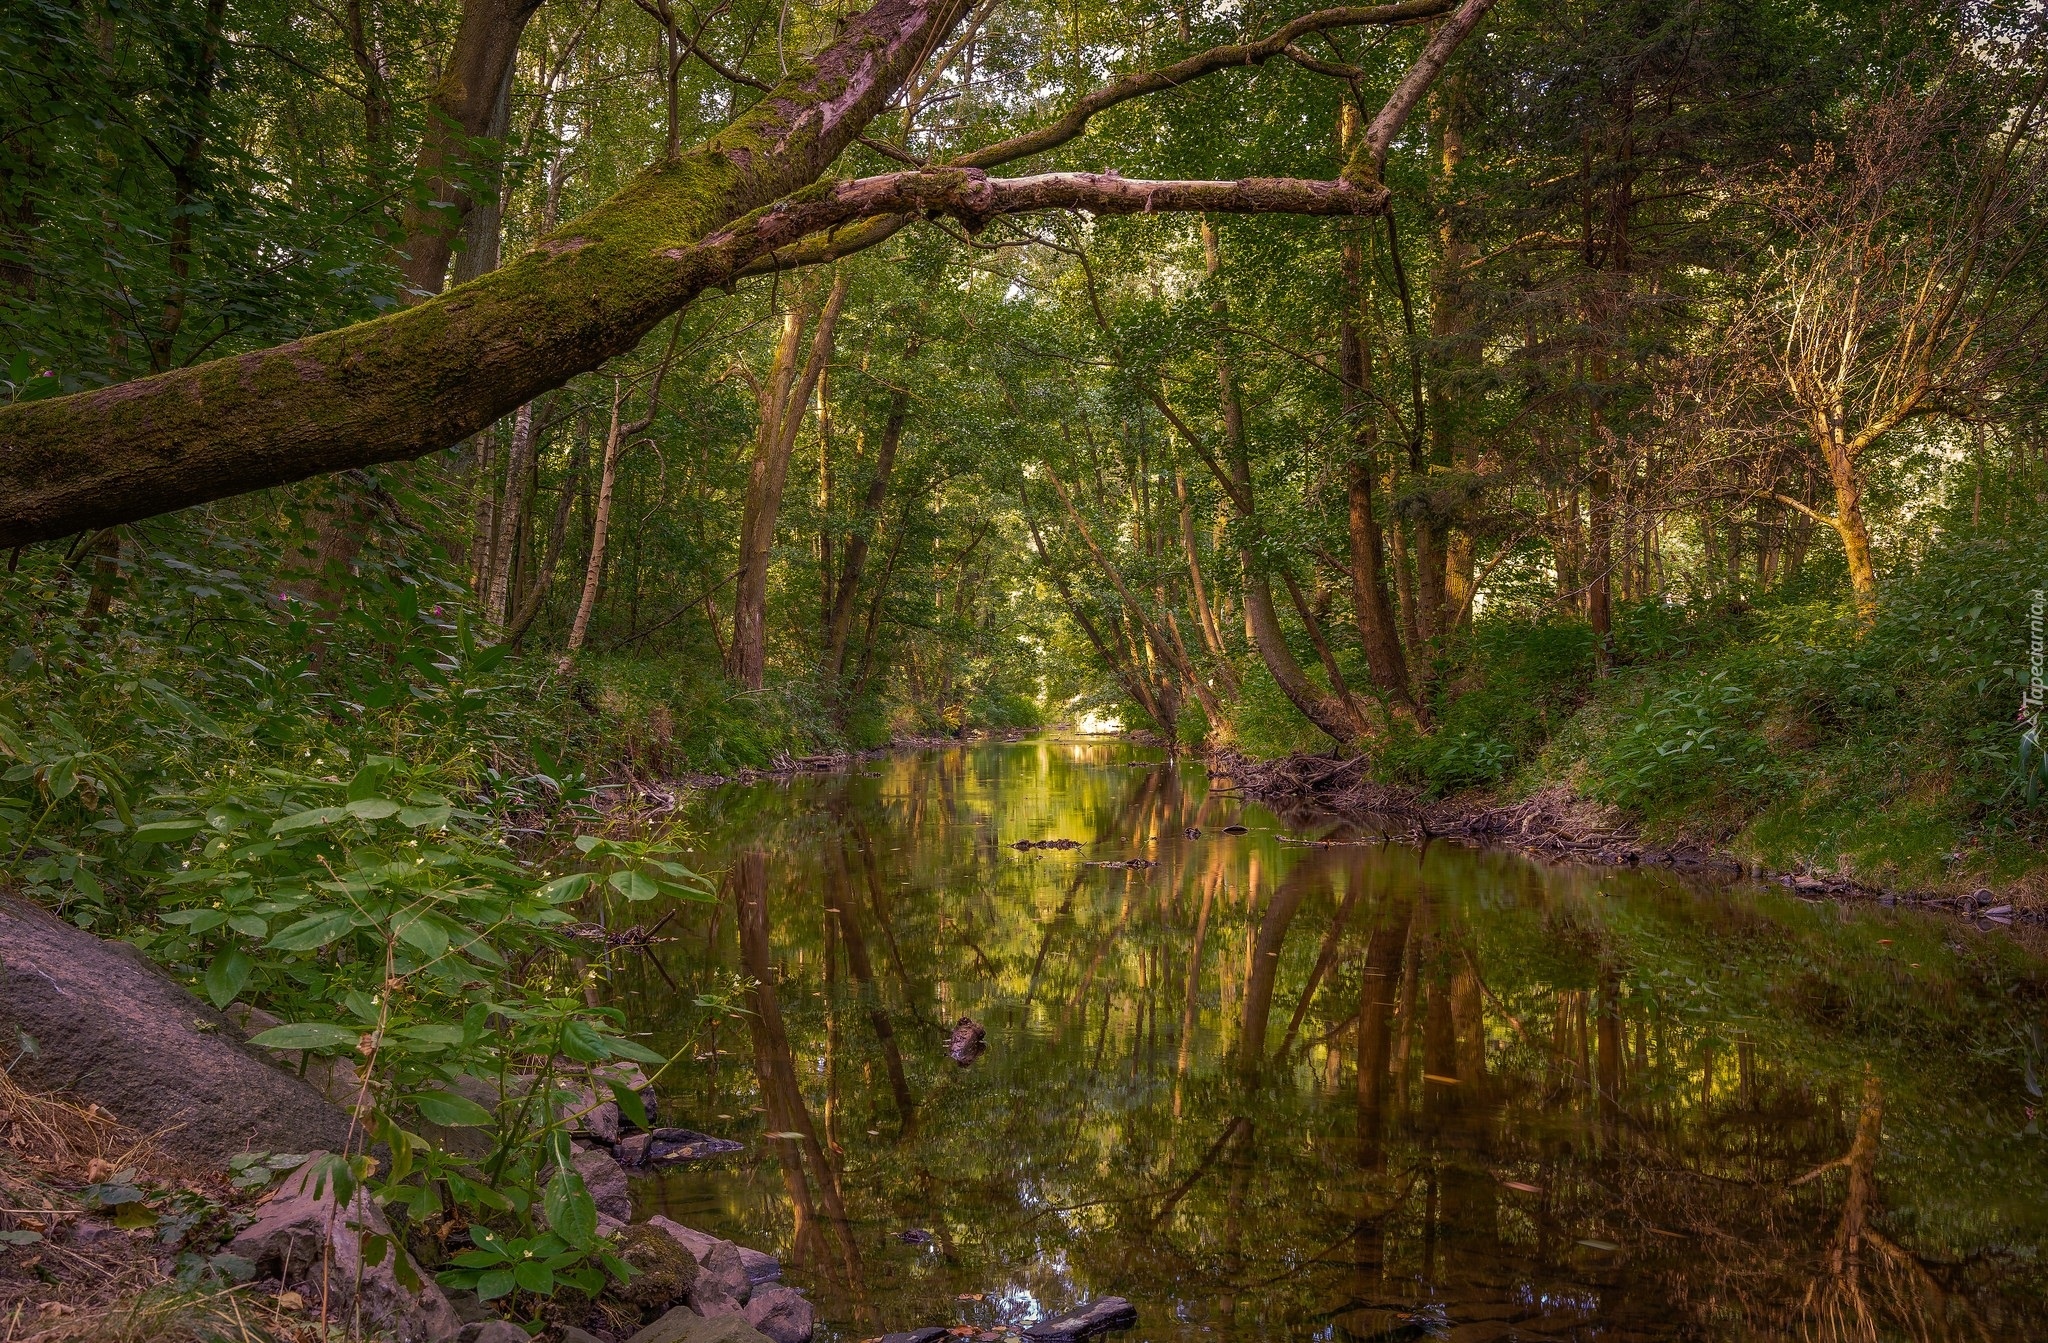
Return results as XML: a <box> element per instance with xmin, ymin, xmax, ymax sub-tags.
<box><xmin>2</xmin><ymin>0</ymin><xmax>2047</xmax><ymax>1339</ymax></box>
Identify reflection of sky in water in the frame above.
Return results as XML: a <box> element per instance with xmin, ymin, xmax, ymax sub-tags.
<box><xmin>626</xmin><ymin>739</ymin><xmax>2048</xmax><ymax>1342</ymax></box>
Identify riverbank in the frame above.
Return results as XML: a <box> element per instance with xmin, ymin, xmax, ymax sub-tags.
<box><xmin>1213</xmin><ymin>747</ymin><xmax>2046</xmax><ymax>918</ymax></box>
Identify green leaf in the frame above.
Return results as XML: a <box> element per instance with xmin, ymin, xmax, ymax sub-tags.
<box><xmin>345</xmin><ymin>797</ymin><xmax>401</xmax><ymax>821</ymax></box>
<box><xmin>203</xmin><ymin>947</ymin><xmax>252</xmax><ymax>1008</ymax></box>
<box><xmin>533</xmin><ymin>872</ymin><xmax>593</xmax><ymax>903</ymax></box>
<box><xmin>573</xmin><ymin>834</ymin><xmax>602</xmax><ymax>853</ymax></box>
<box><xmin>227</xmin><ymin>913</ymin><xmax>268</xmax><ymax>938</ymax></box>
<box><xmin>476</xmin><ymin>1267</ymin><xmax>516</xmax><ymax>1302</ymax></box>
<box><xmin>607</xmin><ymin>869</ymin><xmax>659</xmax><ymax>902</ymax></box>
<box><xmin>133</xmin><ymin>818</ymin><xmax>206</xmax><ymax>844</ymax></box>
<box><xmin>346</xmin><ymin>762</ymin><xmax>395</xmax><ymax>802</ymax></box>
<box><xmin>512</xmin><ymin>1260</ymin><xmax>554</xmax><ymax>1295</ymax></box>
<box><xmin>395</xmin><ymin>913</ymin><xmax>450</xmax><ymax>958</ymax></box>
<box><xmin>608</xmin><ymin>1078</ymin><xmax>649</xmax><ymax>1131</ymax></box>
<box><xmin>398</xmin><ymin>802</ymin><xmax>452</xmax><ymax>828</ymax></box>
<box><xmin>268</xmin><ymin>909</ymin><xmax>354</xmax><ymax>951</ymax></box>
<box><xmin>558</xmin><ymin>1019</ymin><xmax>609</xmax><ymax>1062</ymax></box>
<box><xmin>411</xmin><ymin>1090</ymin><xmax>494</xmax><ymax>1127</ymax></box>
<box><xmin>270</xmin><ymin>806</ymin><xmax>347</xmax><ymax>834</ymax></box>
<box><xmin>391</xmin><ymin>1024</ymin><xmax>466</xmax><ymax>1046</ymax></box>
<box><xmin>249</xmin><ymin>1022</ymin><xmax>359</xmax><ymax>1051</ymax></box>
<box><xmin>46</xmin><ymin>758</ymin><xmax>77</xmax><ymax>800</ymax></box>
<box><xmin>604</xmin><ymin>1036</ymin><xmax>667</xmax><ymax>1066</ymax></box>
<box><xmin>543</xmin><ymin>1167</ymin><xmax>598</xmax><ymax>1246</ymax></box>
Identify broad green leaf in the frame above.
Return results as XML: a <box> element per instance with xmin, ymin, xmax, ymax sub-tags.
<box><xmin>512</xmin><ymin>1260</ymin><xmax>553</xmax><ymax>1295</ymax></box>
<box><xmin>607</xmin><ymin>1078</ymin><xmax>649</xmax><ymax>1130</ymax></box>
<box><xmin>227</xmin><ymin>914</ymin><xmax>267</xmax><ymax>938</ymax></box>
<box><xmin>345</xmin><ymin>797</ymin><xmax>401</xmax><ymax>821</ymax></box>
<box><xmin>476</xmin><ymin>1268</ymin><xmax>516</xmax><ymax>1302</ymax></box>
<box><xmin>398</xmin><ymin>802</ymin><xmax>452</xmax><ymax>828</ymax></box>
<box><xmin>411</xmin><ymin>1090</ymin><xmax>494</xmax><ymax>1127</ymax></box>
<box><xmin>133</xmin><ymin>819</ymin><xmax>206</xmax><ymax>844</ymax></box>
<box><xmin>346</xmin><ymin>762</ymin><xmax>395</xmax><ymax>802</ymax></box>
<box><xmin>533</xmin><ymin>872</ymin><xmax>593</xmax><ymax>903</ymax></box>
<box><xmin>203</xmin><ymin>946</ymin><xmax>252</xmax><ymax>1008</ymax></box>
<box><xmin>46</xmin><ymin>758</ymin><xmax>77</xmax><ymax>800</ymax></box>
<box><xmin>392</xmin><ymin>1023</ymin><xmax>466</xmax><ymax>1046</ymax></box>
<box><xmin>270</xmin><ymin>806</ymin><xmax>347</xmax><ymax>834</ymax></box>
<box><xmin>604</xmin><ymin>1036</ymin><xmax>667</xmax><ymax>1066</ymax></box>
<box><xmin>607</xmin><ymin>869</ymin><xmax>659</xmax><ymax>901</ymax></box>
<box><xmin>543</xmin><ymin>1167</ymin><xmax>598</xmax><ymax>1246</ymax></box>
<box><xmin>268</xmin><ymin>909</ymin><xmax>354</xmax><ymax>950</ymax></box>
<box><xmin>558</xmin><ymin>1019</ymin><xmax>609</xmax><ymax>1062</ymax></box>
<box><xmin>395</xmin><ymin>913</ymin><xmax>450</xmax><ymax>958</ymax></box>
<box><xmin>249</xmin><ymin>1022</ymin><xmax>359</xmax><ymax>1052</ymax></box>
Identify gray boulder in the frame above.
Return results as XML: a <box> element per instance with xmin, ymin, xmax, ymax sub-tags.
<box><xmin>0</xmin><ymin>893</ymin><xmax>355</xmax><ymax>1168</ymax></box>
<box><xmin>227</xmin><ymin>1154</ymin><xmax>459</xmax><ymax>1343</ymax></box>
<box><xmin>574</xmin><ymin>1145</ymin><xmax>633</xmax><ymax>1221</ymax></box>
<box><xmin>645</xmin><ymin>1216</ymin><xmax>750</xmax><ymax>1315</ymax></box>
<box><xmin>455</xmin><ymin>1325</ymin><xmax>529</xmax><ymax>1343</ymax></box>
<box><xmin>743</xmin><ymin>1285</ymin><xmax>814</xmax><ymax>1343</ymax></box>
<box><xmin>627</xmin><ymin>1306</ymin><xmax>774</xmax><ymax>1343</ymax></box>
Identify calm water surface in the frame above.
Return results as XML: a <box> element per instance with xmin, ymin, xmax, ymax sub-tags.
<box><xmin>616</xmin><ymin>738</ymin><xmax>2048</xmax><ymax>1342</ymax></box>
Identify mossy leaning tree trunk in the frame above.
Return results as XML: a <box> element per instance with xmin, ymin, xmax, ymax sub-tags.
<box><xmin>0</xmin><ymin>0</ymin><xmax>1498</xmax><ymax>548</ymax></box>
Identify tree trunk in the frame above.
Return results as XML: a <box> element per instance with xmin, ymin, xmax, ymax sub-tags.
<box><xmin>397</xmin><ymin>0</ymin><xmax>547</xmax><ymax>298</ymax></box>
<box><xmin>504</xmin><ymin>423</ymin><xmax>585</xmax><ymax>645</ymax></box>
<box><xmin>728</xmin><ymin>272</ymin><xmax>850</xmax><ymax>689</ymax></box>
<box><xmin>1332</xmin><ymin>113</ymin><xmax>1415</xmax><ymax>717</ymax></box>
<box><xmin>825</xmin><ymin>389</ymin><xmax>908</xmax><ymax>680</ymax></box>
<box><xmin>1174</xmin><ymin>471</ymin><xmax>1237</xmax><ymax>693</ymax></box>
<box><xmin>486</xmin><ymin>399</ymin><xmax>541</xmax><ymax>623</ymax></box>
<box><xmin>1200</xmin><ymin>217</ymin><xmax>1361</xmax><ymax>745</ymax></box>
<box><xmin>558</xmin><ymin>388</ymin><xmax>622</xmax><ymax>672</ymax></box>
<box><xmin>1818</xmin><ymin>416</ymin><xmax>1879</xmax><ymax>614</ymax></box>
<box><xmin>0</xmin><ymin>0</ymin><xmax>1494</xmax><ymax>547</ymax></box>
<box><xmin>0</xmin><ymin>0</ymin><xmax>977</xmax><ymax>546</ymax></box>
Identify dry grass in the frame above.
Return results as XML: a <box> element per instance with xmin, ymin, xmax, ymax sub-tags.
<box><xmin>0</xmin><ymin>1068</ymin><xmax>318</xmax><ymax>1343</ymax></box>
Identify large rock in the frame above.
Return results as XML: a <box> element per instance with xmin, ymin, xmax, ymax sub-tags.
<box><xmin>627</xmin><ymin>1306</ymin><xmax>773</xmax><ymax>1343</ymax></box>
<box><xmin>611</xmin><ymin>1220</ymin><xmax>699</xmax><ymax>1309</ymax></box>
<box><xmin>0</xmin><ymin>893</ymin><xmax>355</xmax><ymax>1167</ymax></box>
<box><xmin>1025</xmin><ymin>1298</ymin><xmax>1137</xmax><ymax>1342</ymax></box>
<box><xmin>645</xmin><ymin>1216</ymin><xmax>750</xmax><ymax>1315</ymax></box>
<box><xmin>738</xmin><ymin>1245</ymin><xmax>782</xmax><ymax>1286</ymax></box>
<box><xmin>227</xmin><ymin>1154</ymin><xmax>459</xmax><ymax>1343</ymax></box>
<box><xmin>742</xmin><ymin>1285</ymin><xmax>814</xmax><ymax>1343</ymax></box>
<box><xmin>575</xmin><ymin>1146</ymin><xmax>633</xmax><ymax>1221</ymax></box>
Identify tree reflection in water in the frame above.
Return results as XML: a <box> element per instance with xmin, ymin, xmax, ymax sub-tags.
<box><xmin>625</xmin><ymin>741</ymin><xmax>2048</xmax><ymax>1342</ymax></box>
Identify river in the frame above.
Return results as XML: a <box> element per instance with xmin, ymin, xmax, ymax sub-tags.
<box><xmin>611</xmin><ymin>737</ymin><xmax>2048</xmax><ymax>1341</ymax></box>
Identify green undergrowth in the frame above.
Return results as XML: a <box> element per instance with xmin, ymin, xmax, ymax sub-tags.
<box><xmin>0</xmin><ymin>495</ymin><xmax>740</xmax><ymax>1323</ymax></box>
<box><xmin>1215</xmin><ymin>490</ymin><xmax>2048</xmax><ymax>896</ymax></box>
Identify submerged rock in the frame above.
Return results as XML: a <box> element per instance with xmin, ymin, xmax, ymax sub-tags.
<box><xmin>1025</xmin><ymin>1298</ymin><xmax>1137</xmax><ymax>1342</ymax></box>
<box><xmin>946</xmin><ymin>1017</ymin><xmax>987</xmax><ymax>1066</ymax></box>
<box><xmin>228</xmin><ymin>1154</ymin><xmax>459</xmax><ymax>1343</ymax></box>
<box><xmin>635</xmin><ymin>1127</ymin><xmax>747</xmax><ymax>1164</ymax></box>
